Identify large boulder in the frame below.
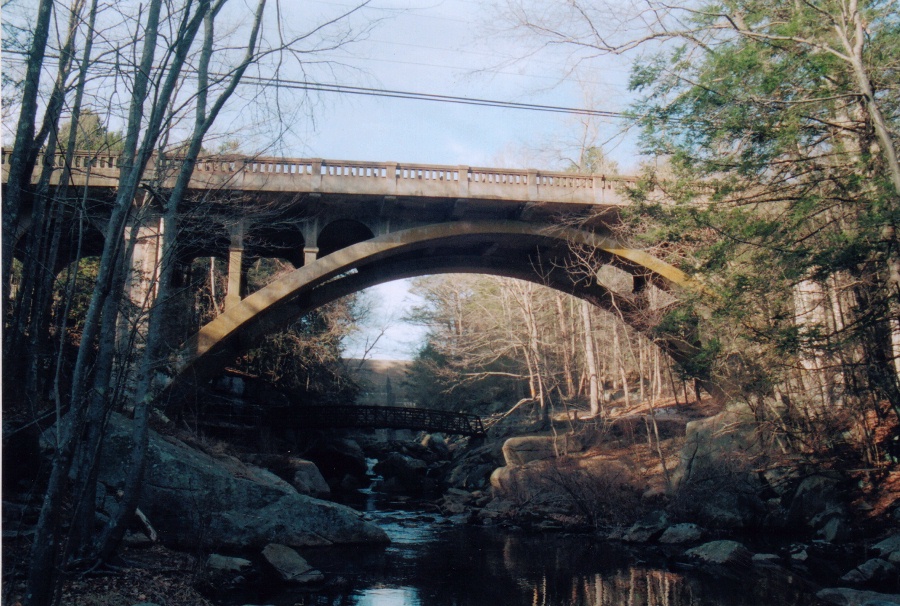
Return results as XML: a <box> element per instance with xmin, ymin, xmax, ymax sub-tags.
<box><xmin>674</xmin><ymin>403</ymin><xmax>764</xmax><ymax>482</ymax></box>
<box><xmin>622</xmin><ymin>510</ymin><xmax>669</xmax><ymax>543</ymax></box>
<box><xmin>873</xmin><ymin>535</ymin><xmax>900</xmax><ymax>564</ymax></box>
<box><xmin>780</xmin><ymin>472</ymin><xmax>854</xmax><ymax>542</ymax></box>
<box><xmin>244</xmin><ymin>454</ymin><xmax>331</xmax><ymax>499</ymax></box>
<box><xmin>303</xmin><ymin>438</ymin><xmax>368</xmax><ymax>486</ymax></box>
<box><xmin>685</xmin><ymin>540</ymin><xmax>753</xmax><ymax>567</ymax></box>
<box><xmin>89</xmin><ymin>414</ymin><xmax>388</xmax><ymax>551</ymax></box>
<box><xmin>501</xmin><ymin>435</ymin><xmax>584</xmax><ymax>466</ymax></box>
<box><xmin>490</xmin><ymin>455</ymin><xmax>637</xmax><ymax>519</ymax></box>
<box><xmin>291</xmin><ymin>461</ymin><xmax>331</xmax><ymax>499</ymax></box>
<box><xmin>671</xmin><ymin>403</ymin><xmax>767</xmax><ymax>529</ymax></box>
<box><xmin>374</xmin><ymin>453</ymin><xmax>433</xmax><ymax>494</ymax></box>
<box><xmin>841</xmin><ymin>559</ymin><xmax>899</xmax><ymax>588</ymax></box>
<box><xmin>659</xmin><ymin>523</ymin><xmax>704</xmax><ymax>545</ymax></box>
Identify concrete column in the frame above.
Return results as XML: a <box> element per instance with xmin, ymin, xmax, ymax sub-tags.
<box><xmin>124</xmin><ymin>215</ymin><xmax>164</xmax><ymax>310</ymax></box>
<box><xmin>225</xmin><ymin>221</ymin><xmax>245</xmax><ymax>310</ymax></box>
<box><xmin>458</xmin><ymin>166</ymin><xmax>470</xmax><ymax>197</ymax></box>
<box><xmin>303</xmin><ymin>247</ymin><xmax>319</xmax><ymax>265</ymax></box>
<box><xmin>527</xmin><ymin>170</ymin><xmax>538</xmax><ymax>200</ymax></box>
<box><xmin>385</xmin><ymin>163</ymin><xmax>398</xmax><ymax>195</ymax></box>
<box><xmin>301</xmin><ymin>219</ymin><xmax>320</xmax><ymax>266</ymax></box>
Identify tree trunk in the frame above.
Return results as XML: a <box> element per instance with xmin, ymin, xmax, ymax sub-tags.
<box><xmin>580</xmin><ymin>299</ymin><xmax>600</xmax><ymax>416</ymax></box>
<box><xmin>2</xmin><ymin>0</ymin><xmax>54</xmax><ymax>320</ymax></box>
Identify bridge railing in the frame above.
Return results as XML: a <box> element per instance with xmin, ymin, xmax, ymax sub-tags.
<box><xmin>2</xmin><ymin>148</ymin><xmax>637</xmax><ymax>205</ymax></box>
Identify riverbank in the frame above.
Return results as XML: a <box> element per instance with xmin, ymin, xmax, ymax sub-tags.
<box><xmin>4</xmin><ymin>395</ymin><xmax>898</xmax><ymax>605</ymax></box>
<box><xmin>4</xmin><ymin>494</ymin><xmax>893</xmax><ymax>606</ymax></box>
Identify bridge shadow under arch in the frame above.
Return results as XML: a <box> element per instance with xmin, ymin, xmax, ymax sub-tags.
<box><xmin>161</xmin><ymin>221</ymin><xmax>703</xmax><ymax>412</ymax></box>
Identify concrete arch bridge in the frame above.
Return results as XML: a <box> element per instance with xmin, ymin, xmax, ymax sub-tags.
<box><xmin>1</xmin><ymin>149</ymin><xmax>703</xmax><ymax>411</ymax></box>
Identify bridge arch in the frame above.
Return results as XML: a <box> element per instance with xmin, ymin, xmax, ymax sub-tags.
<box><xmin>162</xmin><ymin>220</ymin><xmax>701</xmax><ymax>411</ymax></box>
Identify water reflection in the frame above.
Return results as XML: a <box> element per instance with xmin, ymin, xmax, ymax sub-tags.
<box><xmin>353</xmin><ymin>587</ymin><xmax>420</xmax><ymax>606</ymax></box>
<box><xmin>225</xmin><ymin>505</ymin><xmax>819</xmax><ymax>606</ymax></box>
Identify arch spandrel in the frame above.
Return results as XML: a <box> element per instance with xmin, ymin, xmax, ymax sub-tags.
<box><xmin>162</xmin><ymin>221</ymin><xmax>701</xmax><ymax>411</ymax></box>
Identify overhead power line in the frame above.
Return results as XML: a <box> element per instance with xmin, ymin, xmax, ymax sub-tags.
<box><xmin>238</xmin><ymin>75</ymin><xmax>631</xmax><ymax>118</ymax></box>
<box><xmin>3</xmin><ymin>51</ymin><xmax>634</xmax><ymax>119</ymax></box>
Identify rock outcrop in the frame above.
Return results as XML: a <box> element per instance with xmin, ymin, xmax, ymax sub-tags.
<box><xmin>86</xmin><ymin>414</ymin><xmax>388</xmax><ymax>551</ymax></box>
<box><xmin>671</xmin><ymin>403</ymin><xmax>767</xmax><ymax>529</ymax></box>
<box><xmin>501</xmin><ymin>435</ymin><xmax>584</xmax><ymax>466</ymax></box>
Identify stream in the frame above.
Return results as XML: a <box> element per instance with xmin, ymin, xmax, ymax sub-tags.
<box><xmin>227</xmin><ymin>460</ymin><xmax>826</xmax><ymax>606</ymax></box>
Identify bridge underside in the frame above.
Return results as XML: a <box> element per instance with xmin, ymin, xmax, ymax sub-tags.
<box><xmin>161</xmin><ymin>220</ymin><xmax>699</xmax><ymax>413</ymax></box>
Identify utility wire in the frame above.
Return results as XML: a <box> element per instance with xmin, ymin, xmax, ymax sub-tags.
<box><xmin>4</xmin><ymin>50</ymin><xmax>637</xmax><ymax>119</ymax></box>
<box><xmin>239</xmin><ymin>75</ymin><xmax>631</xmax><ymax>118</ymax></box>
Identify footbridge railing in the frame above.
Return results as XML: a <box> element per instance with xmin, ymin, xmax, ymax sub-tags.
<box><xmin>294</xmin><ymin>406</ymin><xmax>484</xmax><ymax>436</ymax></box>
<box><xmin>198</xmin><ymin>402</ymin><xmax>485</xmax><ymax>436</ymax></box>
<box><xmin>272</xmin><ymin>404</ymin><xmax>485</xmax><ymax>436</ymax></box>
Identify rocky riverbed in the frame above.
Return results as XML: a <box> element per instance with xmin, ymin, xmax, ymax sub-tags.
<box><xmin>3</xmin><ymin>398</ymin><xmax>899</xmax><ymax>605</ymax></box>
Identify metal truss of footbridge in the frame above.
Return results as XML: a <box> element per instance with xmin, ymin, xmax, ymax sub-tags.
<box><xmin>278</xmin><ymin>404</ymin><xmax>485</xmax><ymax>437</ymax></box>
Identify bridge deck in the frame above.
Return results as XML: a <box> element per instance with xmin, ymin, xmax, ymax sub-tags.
<box><xmin>199</xmin><ymin>403</ymin><xmax>485</xmax><ymax>436</ymax></box>
<box><xmin>276</xmin><ymin>404</ymin><xmax>485</xmax><ymax>436</ymax></box>
<box><xmin>2</xmin><ymin>149</ymin><xmax>635</xmax><ymax>206</ymax></box>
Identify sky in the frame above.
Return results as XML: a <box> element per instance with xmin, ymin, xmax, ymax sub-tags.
<box><xmin>272</xmin><ymin>0</ymin><xmax>641</xmax><ymax>360</ymax></box>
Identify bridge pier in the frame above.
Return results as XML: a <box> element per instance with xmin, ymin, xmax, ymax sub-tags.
<box><xmin>122</xmin><ymin>211</ymin><xmax>164</xmax><ymax>341</ymax></box>
<box><xmin>226</xmin><ymin>220</ymin><xmax>246</xmax><ymax>310</ymax></box>
<box><xmin>301</xmin><ymin>220</ymin><xmax>320</xmax><ymax>264</ymax></box>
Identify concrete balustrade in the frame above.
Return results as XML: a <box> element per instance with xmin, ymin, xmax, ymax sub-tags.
<box><xmin>1</xmin><ymin>148</ymin><xmax>637</xmax><ymax>205</ymax></box>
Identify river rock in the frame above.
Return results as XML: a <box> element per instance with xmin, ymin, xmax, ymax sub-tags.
<box><xmin>84</xmin><ymin>413</ymin><xmax>388</xmax><ymax>551</ymax></box>
<box><xmin>202</xmin><ymin>554</ymin><xmax>256</xmax><ymax>590</ymax></box>
<box><xmin>502</xmin><ymin>435</ymin><xmax>584</xmax><ymax>466</ymax></box>
<box><xmin>816</xmin><ymin>588</ymin><xmax>900</xmax><ymax>605</ymax></box>
<box><xmin>874</xmin><ymin>535</ymin><xmax>900</xmax><ymax>563</ymax></box>
<box><xmin>422</xmin><ymin>434</ymin><xmax>451</xmax><ymax>459</ymax></box>
<box><xmin>841</xmin><ymin>559</ymin><xmax>898</xmax><ymax>587</ymax></box>
<box><xmin>375</xmin><ymin>453</ymin><xmax>432</xmax><ymax>493</ymax></box>
<box><xmin>304</xmin><ymin>438</ymin><xmax>368</xmax><ymax>485</ymax></box>
<box><xmin>685</xmin><ymin>540</ymin><xmax>753</xmax><ymax>567</ymax></box>
<box><xmin>291</xmin><ymin>461</ymin><xmax>331</xmax><ymax>499</ymax></box>
<box><xmin>440</xmin><ymin>488</ymin><xmax>475</xmax><ymax>514</ymax></box>
<box><xmin>788</xmin><ymin>472</ymin><xmax>849</xmax><ymax>535</ymax></box>
<box><xmin>623</xmin><ymin>510</ymin><xmax>669</xmax><ymax>543</ymax></box>
<box><xmin>752</xmin><ymin>553</ymin><xmax>781</xmax><ymax>565</ymax></box>
<box><xmin>658</xmin><ymin>523</ymin><xmax>704</xmax><ymax>544</ymax></box>
<box><xmin>262</xmin><ymin>543</ymin><xmax>324</xmax><ymax>584</ymax></box>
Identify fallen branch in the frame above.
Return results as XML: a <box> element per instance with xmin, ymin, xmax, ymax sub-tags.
<box><xmin>485</xmin><ymin>398</ymin><xmax>536</xmax><ymax>429</ymax></box>
<box><xmin>134</xmin><ymin>508</ymin><xmax>158</xmax><ymax>542</ymax></box>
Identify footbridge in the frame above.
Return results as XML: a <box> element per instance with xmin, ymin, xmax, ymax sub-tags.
<box><xmin>200</xmin><ymin>403</ymin><xmax>485</xmax><ymax>436</ymax></box>
<box><xmin>3</xmin><ymin>149</ymin><xmax>704</xmax><ymax>410</ymax></box>
<box><xmin>278</xmin><ymin>405</ymin><xmax>485</xmax><ymax>436</ymax></box>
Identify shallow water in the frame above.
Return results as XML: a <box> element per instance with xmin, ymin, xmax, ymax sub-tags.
<box><xmin>233</xmin><ymin>489</ymin><xmax>824</xmax><ymax>606</ymax></box>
